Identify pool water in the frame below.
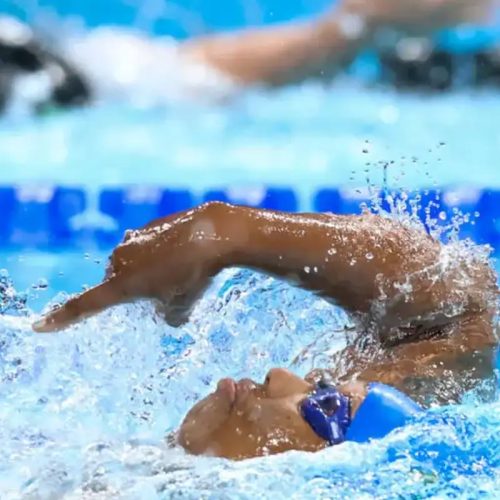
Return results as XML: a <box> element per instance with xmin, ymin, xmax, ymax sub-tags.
<box><xmin>0</xmin><ymin>257</ymin><xmax>499</xmax><ymax>499</ymax></box>
<box><xmin>1</xmin><ymin>85</ymin><xmax>500</xmax><ymax>190</ymax></box>
<box><xmin>1</xmin><ymin>33</ymin><xmax>500</xmax><ymax>499</ymax></box>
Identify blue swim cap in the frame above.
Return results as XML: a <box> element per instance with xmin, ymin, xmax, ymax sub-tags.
<box><xmin>301</xmin><ymin>382</ymin><xmax>423</xmax><ymax>446</ymax></box>
<box><xmin>346</xmin><ymin>382</ymin><xmax>423</xmax><ymax>443</ymax></box>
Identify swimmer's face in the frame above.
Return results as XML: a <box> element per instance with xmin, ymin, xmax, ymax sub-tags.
<box><xmin>178</xmin><ymin>368</ymin><xmax>326</xmax><ymax>459</ymax></box>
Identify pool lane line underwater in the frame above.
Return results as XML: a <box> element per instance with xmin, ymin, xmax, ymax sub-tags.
<box><xmin>0</xmin><ymin>185</ymin><xmax>498</xmax><ymax>251</ymax></box>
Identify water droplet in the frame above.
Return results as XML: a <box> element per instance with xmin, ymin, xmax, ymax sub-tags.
<box><xmin>313</xmin><ymin>266</ymin><xmax>318</xmax><ymax>273</ymax></box>
<box><xmin>304</xmin><ymin>266</ymin><xmax>311</xmax><ymax>274</ymax></box>
<box><xmin>438</xmin><ymin>211</ymin><xmax>447</xmax><ymax>221</ymax></box>
<box><xmin>32</xmin><ymin>278</ymin><xmax>48</xmax><ymax>290</ymax></box>
<box><xmin>328</xmin><ymin>248</ymin><xmax>337</xmax><ymax>255</ymax></box>
<box><xmin>365</xmin><ymin>252</ymin><xmax>374</xmax><ymax>260</ymax></box>
<box><xmin>474</xmin><ymin>211</ymin><xmax>480</xmax><ymax>218</ymax></box>
<box><xmin>350</xmin><ymin>258</ymin><xmax>357</xmax><ymax>266</ymax></box>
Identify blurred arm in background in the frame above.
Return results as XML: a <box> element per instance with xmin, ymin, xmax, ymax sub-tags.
<box><xmin>183</xmin><ymin>0</ymin><xmax>496</xmax><ymax>87</ymax></box>
<box><xmin>0</xmin><ymin>0</ymin><xmax>496</xmax><ymax>112</ymax></box>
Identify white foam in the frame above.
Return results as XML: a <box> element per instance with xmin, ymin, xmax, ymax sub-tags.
<box><xmin>63</xmin><ymin>27</ymin><xmax>239</xmax><ymax>105</ymax></box>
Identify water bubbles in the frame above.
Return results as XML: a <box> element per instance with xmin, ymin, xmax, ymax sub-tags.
<box><xmin>365</xmin><ymin>252</ymin><xmax>374</xmax><ymax>260</ymax></box>
<box><xmin>327</xmin><ymin>248</ymin><xmax>337</xmax><ymax>256</ymax></box>
<box><xmin>0</xmin><ymin>271</ymin><xmax>28</xmax><ymax>315</ymax></box>
<box><xmin>438</xmin><ymin>211</ymin><xmax>447</xmax><ymax>221</ymax></box>
<box><xmin>304</xmin><ymin>266</ymin><xmax>311</xmax><ymax>274</ymax></box>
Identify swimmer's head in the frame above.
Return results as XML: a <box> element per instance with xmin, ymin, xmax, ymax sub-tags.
<box><xmin>178</xmin><ymin>368</ymin><xmax>329</xmax><ymax>459</ymax></box>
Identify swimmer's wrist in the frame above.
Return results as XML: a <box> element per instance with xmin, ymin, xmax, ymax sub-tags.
<box><xmin>316</xmin><ymin>3</ymin><xmax>378</xmax><ymax>49</ymax></box>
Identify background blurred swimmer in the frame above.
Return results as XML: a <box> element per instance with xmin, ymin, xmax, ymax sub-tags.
<box><xmin>0</xmin><ymin>0</ymin><xmax>497</xmax><ymax>110</ymax></box>
<box><xmin>33</xmin><ymin>202</ymin><xmax>499</xmax><ymax>460</ymax></box>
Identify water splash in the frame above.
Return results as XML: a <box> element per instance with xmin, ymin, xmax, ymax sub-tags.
<box><xmin>0</xmin><ymin>269</ymin><xmax>28</xmax><ymax>315</ymax></box>
<box><xmin>1</xmin><ymin>174</ymin><xmax>499</xmax><ymax>497</ymax></box>
<box><xmin>0</xmin><ymin>267</ymin><xmax>353</xmax><ymax>497</ymax></box>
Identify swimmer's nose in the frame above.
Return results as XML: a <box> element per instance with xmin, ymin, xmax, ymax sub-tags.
<box><xmin>265</xmin><ymin>368</ymin><xmax>312</xmax><ymax>398</ymax></box>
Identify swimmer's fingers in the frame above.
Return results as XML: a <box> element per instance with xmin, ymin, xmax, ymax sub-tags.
<box><xmin>32</xmin><ymin>279</ymin><xmax>126</xmax><ymax>333</ymax></box>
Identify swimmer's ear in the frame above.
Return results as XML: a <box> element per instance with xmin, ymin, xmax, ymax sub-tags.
<box><xmin>32</xmin><ymin>279</ymin><xmax>126</xmax><ymax>333</ymax></box>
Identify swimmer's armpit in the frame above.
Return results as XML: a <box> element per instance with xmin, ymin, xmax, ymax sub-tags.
<box><xmin>32</xmin><ymin>202</ymin><xmax>497</xmax><ymax>333</ymax></box>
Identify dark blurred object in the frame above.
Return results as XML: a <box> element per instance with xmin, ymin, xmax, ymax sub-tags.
<box><xmin>379</xmin><ymin>36</ymin><xmax>500</xmax><ymax>91</ymax></box>
<box><xmin>0</xmin><ymin>16</ymin><xmax>91</xmax><ymax>114</ymax></box>
<box><xmin>474</xmin><ymin>48</ymin><xmax>500</xmax><ymax>86</ymax></box>
<box><xmin>379</xmin><ymin>38</ymin><xmax>454</xmax><ymax>91</ymax></box>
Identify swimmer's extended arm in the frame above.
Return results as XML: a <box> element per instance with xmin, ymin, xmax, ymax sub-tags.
<box><xmin>33</xmin><ymin>202</ymin><xmax>496</xmax><ymax>333</ymax></box>
<box><xmin>182</xmin><ymin>0</ymin><xmax>493</xmax><ymax>87</ymax></box>
<box><xmin>183</xmin><ymin>13</ymin><xmax>372</xmax><ymax>87</ymax></box>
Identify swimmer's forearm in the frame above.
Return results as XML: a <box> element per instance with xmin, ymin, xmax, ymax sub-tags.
<box><xmin>183</xmin><ymin>12</ymin><xmax>374</xmax><ymax>86</ymax></box>
<box><xmin>214</xmin><ymin>205</ymin><xmax>415</xmax><ymax>314</ymax></box>
<box><xmin>210</xmin><ymin>204</ymin><xmax>494</xmax><ymax>327</ymax></box>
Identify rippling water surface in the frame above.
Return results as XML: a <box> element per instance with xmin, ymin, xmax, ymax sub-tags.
<box><xmin>0</xmin><ymin>260</ymin><xmax>498</xmax><ymax>499</ymax></box>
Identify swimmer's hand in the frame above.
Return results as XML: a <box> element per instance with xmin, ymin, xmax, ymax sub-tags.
<box><xmin>340</xmin><ymin>0</ymin><xmax>495</xmax><ymax>33</ymax></box>
<box><xmin>32</xmin><ymin>204</ymin><xmax>232</xmax><ymax>332</ymax></box>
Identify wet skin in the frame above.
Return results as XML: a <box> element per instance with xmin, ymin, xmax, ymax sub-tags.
<box><xmin>179</xmin><ymin>369</ymin><xmax>326</xmax><ymax>459</ymax></box>
<box><xmin>32</xmin><ymin>202</ymin><xmax>499</xmax><ymax>459</ymax></box>
<box><xmin>178</xmin><ymin>368</ymin><xmax>369</xmax><ymax>459</ymax></box>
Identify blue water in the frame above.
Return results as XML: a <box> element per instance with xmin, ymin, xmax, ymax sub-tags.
<box><xmin>0</xmin><ymin>255</ymin><xmax>499</xmax><ymax>498</ymax></box>
<box><xmin>1</xmin><ymin>32</ymin><xmax>500</xmax><ymax>500</ymax></box>
<box><xmin>2</xmin><ymin>86</ymin><xmax>500</xmax><ymax>190</ymax></box>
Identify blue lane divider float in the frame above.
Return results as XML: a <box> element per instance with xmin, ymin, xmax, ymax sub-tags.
<box><xmin>0</xmin><ymin>185</ymin><xmax>498</xmax><ymax>251</ymax></box>
<box><xmin>203</xmin><ymin>187</ymin><xmax>297</xmax><ymax>212</ymax></box>
<box><xmin>0</xmin><ymin>185</ymin><xmax>87</xmax><ymax>247</ymax></box>
<box><xmin>98</xmin><ymin>187</ymin><xmax>194</xmax><ymax>246</ymax></box>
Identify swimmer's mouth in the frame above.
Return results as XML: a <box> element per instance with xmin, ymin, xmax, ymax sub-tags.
<box><xmin>216</xmin><ymin>377</ymin><xmax>261</xmax><ymax>409</ymax></box>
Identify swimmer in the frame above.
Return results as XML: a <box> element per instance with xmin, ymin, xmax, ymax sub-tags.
<box><xmin>183</xmin><ymin>0</ymin><xmax>496</xmax><ymax>87</ymax></box>
<box><xmin>32</xmin><ymin>202</ymin><xmax>499</xmax><ymax>459</ymax></box>
<box><xmin>0</xmin><ymin>16</ymin><xmax>90</xmax><ymax>114</ymax></box>
<box><xmin>1</xmin><ymin>0</ymin><xmax>495</xmax><ymax>110</ymax></box>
